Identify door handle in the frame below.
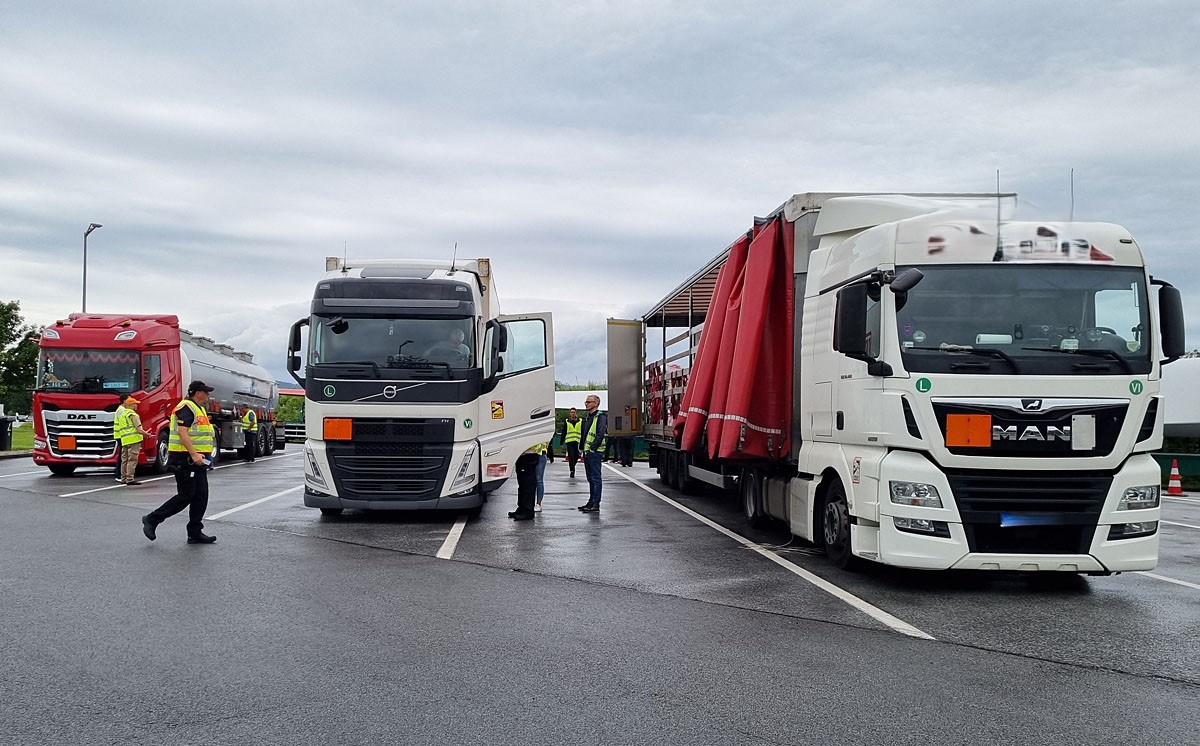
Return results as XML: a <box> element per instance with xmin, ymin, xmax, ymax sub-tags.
<box><xmin>530</xmin><ymin>409</ymin><xmax>551</xmax><ymax>419</ymax></box>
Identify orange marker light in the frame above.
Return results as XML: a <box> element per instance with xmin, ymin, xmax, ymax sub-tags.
<box><xmin>323</xmin><ymin>418</ymin><xmax>353</xmax><ymax>441</ymax></box>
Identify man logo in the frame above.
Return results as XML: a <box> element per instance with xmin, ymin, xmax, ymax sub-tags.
<box><xmin>1021</xmin><ymin>399</ymin><xmax>1043</xmax><ymax>411</ymax></box>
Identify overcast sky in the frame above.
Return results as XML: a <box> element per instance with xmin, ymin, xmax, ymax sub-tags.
<box><xmin>2</xmin><ymin>1</ymin><xmax>1198</xmax><ymax>384</ymax></box>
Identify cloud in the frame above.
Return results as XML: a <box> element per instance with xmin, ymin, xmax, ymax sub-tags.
<box><xmin>2</xmin><ymin>0</ymin><xmax>1199</xmax><ymax>379</ymax></box>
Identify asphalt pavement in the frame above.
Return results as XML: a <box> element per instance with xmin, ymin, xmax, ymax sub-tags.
<box><xmin>1</xmin><ymin>454</ymin><xmax>1197</xmax><ymax>745</ymax></box>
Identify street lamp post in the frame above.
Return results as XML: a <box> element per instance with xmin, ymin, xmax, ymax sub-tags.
<box><xmin>82</xmin><ymin>223</ymin><xmax>102</xmax><ymax>313</ymax></box>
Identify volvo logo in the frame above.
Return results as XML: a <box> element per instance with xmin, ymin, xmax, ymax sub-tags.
<box><xmin>383</xmin><ymin>385</ymin><xmax>398</xmax><ymax>400</ymax></box>
<box><xmin>1021</xmin><ymin>399</ymin><xmax>1043</xmax><ymax>411</ymax></box>
<box><xmin>994</xmin><ymin>425</ymin><xmax>1070</xmax><ymax>442</ymax></box>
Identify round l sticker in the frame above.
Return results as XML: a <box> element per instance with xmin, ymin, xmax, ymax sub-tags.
<box><xmin>916</xmin><ymin>378</ymin><xmax>932</xmax><ymax>393</ymax></box>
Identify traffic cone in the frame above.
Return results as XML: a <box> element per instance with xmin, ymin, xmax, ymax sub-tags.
<box><xmin>1167</xmin><ymin>459</ymin><xmax>1184</xmax><ymax>496</ymax></box>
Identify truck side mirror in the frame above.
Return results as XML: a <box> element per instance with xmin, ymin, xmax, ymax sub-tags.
<box><xmin>834</xmin><ymin>283</ymin><xmax>870</xmax><ymax>358</ymax></box>
<box><xmin>1157</xmin><ymin>284</ymin><xmax>1185</xmax><ymax>363</ymax></box>
<box><xmin>287</xmin><ymin>318</ymin><xmax>309</xmax><ymax>387</ymax></box>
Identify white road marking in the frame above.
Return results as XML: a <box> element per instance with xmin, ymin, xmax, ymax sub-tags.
<box><xmin>1161</xmin><ymin>520</ymin><xmax>1200</xmax><ymax>531</ymax></box>
<box><xmin>0</xmin><ymin>469</ymin><xmax>46</xmax><ymax>479</ymax></box>
<box><xmin>206</xmin><ymin>485</ymin><xmax>303</xmax><ymax>520</ymax></box>
<box><xmin>1163</xmin><ymin>495</ymin><xmax>1200</xmax><ymax>504</ymax></box>
<box><xmin>1136</xmin><ymin>572</ymin><xmax>1200</xmax><ymax>592</ymax></box>
<box><xmin>57</xmin><ymin>451</ymin><xmax>301</xmax><ymax>497</ymax></box>
<box><xmin>436</xmin><ymin>516</ymin><xmax>469</xmax><ymax>559</ymax></box>
<box><xmin>604</xmin><ymin>466</ymin><xmax>934</xmax><ymax>640</ymax></box>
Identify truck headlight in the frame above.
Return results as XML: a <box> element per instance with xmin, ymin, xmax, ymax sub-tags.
<box><xmin>889</xmin><ymin>481</ymin><xmax>943</xmax><ymax>508</ymax></box>
<box><xmin>1118</xmin><ymin>485</ymin><xmax>1159</xmax><ymax>510</ymax></box>
<box><xmin>1109</xmin><ymin>521</ymin><xmax>1157</xmax><ymax>539</ymax></box>
<box><xmin>449</xmin><ymin>443</ymin><xmax>477</xmax><ymax>491</ymax></box>
<box><xmin>304</xmin><ymin>445</ymin><xmax>328</xmax><ymax>490</ymax></box>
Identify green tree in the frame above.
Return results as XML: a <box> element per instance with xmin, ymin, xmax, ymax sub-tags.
<box><xmin>0</xmin><ymin>301</ymin><xmax>39</xmax><ymax>416</ymax></box>
<box><xmin>276</xmin><ymin>393</ymin><xmax>305</xmax><ymax>423</ymax></box>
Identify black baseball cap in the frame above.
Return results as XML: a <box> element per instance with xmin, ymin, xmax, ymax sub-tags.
<box><xmin>188</xmin><ymin>380</ymin><xmax>215</xmax><ymax>394</ymax></box>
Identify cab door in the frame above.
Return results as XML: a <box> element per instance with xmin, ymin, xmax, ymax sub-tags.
<box><xmin>477</xmin><ymin>313</ymin><xmax>555</xmax><ymax>490</ymax></box>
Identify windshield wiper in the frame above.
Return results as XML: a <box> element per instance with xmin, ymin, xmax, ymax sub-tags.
<box><xmin>1021</xmin><ymin>347</ymin><xmax>1132</xmax><ymax>374</ymax></box>
<box><xmin>315</xmin><ymin>360</ymin><xmax>381</xmax><ymax>378</ymax></box>
<box><xmin>906</xmin><ymin>345</ymin><xmax>1020</xmax><ymax>373</ymax></box>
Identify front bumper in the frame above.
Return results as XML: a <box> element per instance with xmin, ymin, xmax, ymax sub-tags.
<box><xmin>304</xmin><ymin>487</ymin><xmax>484</xmax><ymax>511</ymax></box>
<box><xmin>868</xmin><ymin>450</ymin><xmax>1161</xmax><ymax>572</ymax></box>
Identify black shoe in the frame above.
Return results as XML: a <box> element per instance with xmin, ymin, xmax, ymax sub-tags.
<box><xmin>126</xmin><ymin>480</ymin><xmax>143</xmax><ymax>485</ymax></box>
<box><xmin>187</xmin><ymin>532</ymin><xmax>217</xmax><ymax>544</ymax></box>
<box><xmin>580</xmin><ymin>503</ymin><xmax>600</xmax><ymax>513</ymax></box>
<box><xmin>508</xmin><ymin>510</ymin><xmax>519</xmax><ymax>519</ymax></box>
<box><xmin>577</xmin><ymin>502</ymin><xmax>594</xmax><ymax>511</ymax></box>
<box><xmin>569</xmin><ymin>471</ymin><xmax>575</xmax><ymax>478</ymax></box>
<box><xmin>141</xmin><ymin>515</ymin><xmax>157</xmax><ymax>541</ymax></box>
<box><xmin>512</xmin><ymin>511</ymin><xmax>535</xmax><ymax>521</ymax></box>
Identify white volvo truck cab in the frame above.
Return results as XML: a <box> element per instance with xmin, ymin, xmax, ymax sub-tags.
<box><xmin>288</xmin><ymin>257</ymin><xmax>555</xmax><ymax>516</ymax></box>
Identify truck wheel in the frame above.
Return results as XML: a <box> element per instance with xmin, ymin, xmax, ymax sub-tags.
<box><xmin>153</xmin><ymin>433</ymin><xmax>170</xmax><ymax>474</ymax></box>
<box><xmin>663</xmin><ymin>450</ymin><xmax>677</xmax><ymax>488</ymax></box>
<box><xmin>822</xmin><ymin>480</ymin><xmax>861</xmax><ymax>570</ymax></box>
<box><xmin>320</xmin><ymin>508</ymin><xmax>343</xmax><ymax>517</ymax></box>
<box><xmin>256</xmin><ymin>428</ymin><xmax>268</xmax><ymax>457</ymax></box>
<box><xmin>48</xmin><ymin>464</ymin><xmax>76</xmax><ymax>476</ymax></box>
<box><xmin>679</xmin><ymin>452</ymin><xmax>702</xmax><ymax>495</ymax></box>
<box><xmin>740</xmin><ymin>467</ymin><xmax>767</xmax><ymax>527</ymax></box>
<box><xmin>262</xmin><ymin>427</ymin><xmax>275</xmax><ymax>456</ymax></box>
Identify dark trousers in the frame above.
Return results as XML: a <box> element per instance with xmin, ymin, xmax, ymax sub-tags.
<box><xmin>149</xmin><ymin>461</ymin><xmax>210</xmax><ymax>535</ymax></box>
<box><xmin>244</xmin><ymin>432</ymin><xmax>257</xmax><ymax>461</ymax></box>
<box><xmin>616</xmin><ymin>437</ymin><xmax>633</xmax><ymax>467</ymax></box>
<box><xmin>584</xmin><ymin>451</ymin><xmax>603</xmax><ymax>504</ymax></box>
<box><xmin>565</xmin><ymin>442</ymin><xmax>580</xmax><ymax>475</ymax></box>
<box><xmin>515</xmin><ymin>453</ymin><xmax>538</xmax><ymax>514</ymax></box>
<box><xmin>113</xmin><ymin>444</ymin><xmax>122</xmax><ymax>477</ymax></box>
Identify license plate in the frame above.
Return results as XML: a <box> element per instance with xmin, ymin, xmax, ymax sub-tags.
<box><xmin>58</xmin><ymin>436</ymin><xmax>77</xmax><ymax>450</ymax></box>
<box><xmin>999</xmin><ymin>512</ymin><xmax>1060</xmax><ymax>528</ymax></box>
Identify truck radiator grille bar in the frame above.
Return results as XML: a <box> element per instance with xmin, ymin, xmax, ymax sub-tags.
<box><xmin>42</xmin><ymin>412</ymin><xmax>117</xmax><ymax>459</ymax></box>
<box><xmin>946</xmin><ymin>470</ymin><xmax>1113</xmax><ymax>554</ymax></box>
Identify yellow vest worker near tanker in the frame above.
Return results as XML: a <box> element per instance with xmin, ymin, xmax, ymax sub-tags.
<box><xmin>113</xmin><ymin>393</ymin><xmax>153</xmax><ymax>486</ymax></box>
<box><xmin>141</xmin><ymin>380</ymin><xmax>218</xmax><ymax>544</ymax></box>
<box><xmin>241</xmin><ymin>408</ymin><xmax>258</xmax><ymax>463</ymax></box>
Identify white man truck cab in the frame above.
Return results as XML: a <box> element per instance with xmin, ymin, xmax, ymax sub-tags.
<box><xmin>288</xmin><ymin>257</ymin><xmax>555</xmax><ymax>516</ymax></box>
<box><xmin>622</xmin><ymin>193</ymin><xmax>1185</xmax><ymax>573</ymax></box>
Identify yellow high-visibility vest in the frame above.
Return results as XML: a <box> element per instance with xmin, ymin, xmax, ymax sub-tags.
<box><xmin>168</xmin><ymin>399</ymin><xmax>215</xmax><ymax>453</ymax></box>
<box><xmin>113</xmin><ymin>406</ymin><xmax>142</xmax><ymax>446</ymax></box>
<box><xmin>564</xmin><ymin>420</ymin><xmax>582</xmax><ymax>444</ymax></box>
<box><xmin>242</xmin><ymin>410</ymin><xmax>257</xmax><ymax>432</ymax></box>
<box><xmin>584</xmin><ymin>412</ymin><xmax>606</xmax><ymax>451</ymax></box>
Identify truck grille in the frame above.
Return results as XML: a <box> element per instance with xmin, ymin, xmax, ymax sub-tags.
<box><xmin>327</xmin><ymin>426</ymin><xmax>453</xmax><ymax>501</ymax></box>
<box><xmin>43</xmin><ymin>411</ymin><xmax>117</xmax><ymax>460</ymax></box>
<box><xmin>946</xmin><ymin>470</ymin><xmax>1112</xmax><ymax>554</ymax></box>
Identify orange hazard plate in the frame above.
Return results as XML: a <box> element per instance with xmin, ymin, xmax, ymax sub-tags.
<box><xmin>945</xmin><ymin>414</ymin><xmax>991</xmax><ymax>447</ymax></box>
<box><xmin>58</xmin><ymin>436</ymin><xmax>77</xmax><ymax>450</ymax></box>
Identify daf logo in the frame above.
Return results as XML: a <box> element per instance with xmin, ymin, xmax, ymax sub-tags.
<box><xmin>994</xmin><ymin>425</ymin><xmax>1070</xmax><ymax>442</ymax></box>
<box><xmin>1021</xmin><ymin>399</ymin><xmax>1043</xmax><ymax>411</ymax></box>
<box><xmin>383</xmin><ymin>385</ymin><xmax>398</xmax><ymax>400</ymax></box>
<box><xmin>66</xmin><ymin>414</ymin><xmax>98</xmax><ymax>420</ymax></box>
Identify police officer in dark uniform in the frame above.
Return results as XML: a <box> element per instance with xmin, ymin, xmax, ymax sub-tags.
<box><xmin>141</xmin><ymin>381</ymin><xmax>218</xmax><ymax>544</ymax></box>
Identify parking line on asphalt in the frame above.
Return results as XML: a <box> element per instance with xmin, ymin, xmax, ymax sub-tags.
<box><xmin>1163</xmin><ymin>495</ymin><xmax>1200</xmax><ymax>504</ymax></box>
<box><xmin>1136</xmin><ymin>572</ymin><xmax>1200</xmax><ymax>592</ymax></box>
<box><xmin>436</xmin><ymin>516</ymin><xmax>469</xmax><ymax>559</ymax></box>
<box><xmin>207</xmin><ymin>485</ymin><xmax>303</xmax><ymax>520</ymax></box>
<box><xmin>1162</xmin><ymin>520</ymin><xmax>1200</xmax><ymax>531</ymax></box>
<box><xmin>605</xmin><ymin>466</ymin><xmax>934</xmax><ymax>640</ymax></box>
<box><xmin>0</xmin><ymin>469</ymin><xmax>45</xmax><ymax>479</ymax></box>
<box><xmin>57</xmin><ymin>451</ymin><xmax>301</xmax><ymax>497</ymax></box>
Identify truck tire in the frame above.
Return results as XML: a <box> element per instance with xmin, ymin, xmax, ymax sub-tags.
<box><xmin>256</xmin><ymin>428</ymin><xmax>268</xmax><ymax>457</ymax></box>
<box><xmin>153</xmin><ymin>432</ymin><xmax>170</xmax><ymax>474</ymax></box>
<box><xmin>740</xmin><ymin>467</ymin><xmax>767</xmax><ymax>527</ymax></box>
<box><xmin>656</xmin><ymin>454</ymin><xmax>666</xmax><ymax>484</ymax></box>
<box><xmin>262</xmin><ymin>427</ymin><xmax>275</xmax><ymax>456</ymax></box>
<box><xmin>678</xmin><ymin>452</ymin><xmax>702</xmax><ymax>495</ymax></box>
<box><xmin>320</xmin><ymin>508</ymin><xmax>343</xmax><ymax>517</ymax></box>
<box><xmin>47</xmin><ymin>464</ymin><xmax>76</xmax><ymax>476</ymax></box>
<box><xmin>663</xmin><ymin>449</ymin><xmax>677</xmax><ymax>488</ymax></box>
<box><xmin>822</xmin><ymin>480</ymin><xmax>861</xmax><ymax>570</ymax></box>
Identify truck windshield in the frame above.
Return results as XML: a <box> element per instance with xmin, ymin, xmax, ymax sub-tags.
<box><xmin>895</xmin><ymin>265</ymin><xmax>1151</xmax><ymax>375</ymax></box>
<box><xmin>310</xmin><ymin>316</ymin><xmax>476</xmax><ymax>370</ymax></box>
<box><xmin>36</xmin><ymin>349</ymin><xmax>142</xmax><ymax>393</ymax></box>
